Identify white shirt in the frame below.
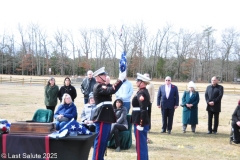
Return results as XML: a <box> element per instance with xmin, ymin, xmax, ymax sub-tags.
<box><xmin>189</xmin><ymin>92</ymin><xmax>192</xmax><ymax>97</ymax></box>
<box><xmin>165</xmin><ymin>84</ymin><xmax>171</xmax><ymax>99</ymax></box>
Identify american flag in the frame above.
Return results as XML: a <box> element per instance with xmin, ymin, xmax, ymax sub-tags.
<box><xmin>119</xmin><ymin>51</ymin><xmax>127</xmax><ymax>72</ymax></box>
<box><xmin>119</xmin><ymin>25</ymin><xmax>124</xmax><ymax>39</ymax></box>
<box><xmin>49</xmin><ymin>118</ymin><xmax>91</xmax><ymax>138</ymax></box>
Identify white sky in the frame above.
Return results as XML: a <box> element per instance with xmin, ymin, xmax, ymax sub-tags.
<box><xmin>1</xmin><ymin>0</ymin><xmax>240</xmax><ymax>36</ymax></box>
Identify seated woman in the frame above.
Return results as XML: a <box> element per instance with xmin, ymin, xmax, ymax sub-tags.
<box><xmin>80</xmin><ymin>92</ymin><xmax>96</xmax><ymax>132</ymax></box>
<box><xmin>54</xmin><ymin>93</ymin><xmax>77</xmax><ymax>130</ymax></box>
<box><xmin>108</xmin><ymin>98</ymin><xmax>128</xmax><ymax>152</ymax></box>
<box><xmin>231</xmin><ymin>100</ymin><xmax>240</xmax><ymax>144</ymax></box>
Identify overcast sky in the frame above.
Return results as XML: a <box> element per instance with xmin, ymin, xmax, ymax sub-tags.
<box><xmin>1</xmin><ymin>0</ymin><xmax>239</xmax><ymax>35</ymax></box>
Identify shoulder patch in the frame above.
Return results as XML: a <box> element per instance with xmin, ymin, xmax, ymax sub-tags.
<box><xmin>139</xmin><ymin>95</ymin><xmax>144</xmax><ymax>101</ymax></box>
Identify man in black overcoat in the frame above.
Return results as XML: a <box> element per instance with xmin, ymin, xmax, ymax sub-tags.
<box><xmin>205</xmin><ymin>76</ymin><xmax>224</xmax><ymax>134</ymax></box>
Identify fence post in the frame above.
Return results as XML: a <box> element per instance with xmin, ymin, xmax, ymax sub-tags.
<box><xmin>22</xmin><ymin>78</ymin><xmax>24</xmax><ymax>85</ymax></box>
<box><xmin>10</xmin><ymin>76</ymin><xmax>12</xmax><ymax>82</ymax></box>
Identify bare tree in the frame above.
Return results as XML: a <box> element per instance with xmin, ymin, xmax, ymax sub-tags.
<box><xmin>171</xmin><ymin>29</ymin><xmax>194</xmax><ymax>80</ymax></box>
<box><xmin>67</xmin><ymin>30</ymin><xmax>77</xmax><ymax>75</ymax></box>
<box><xmin>53</xmin><ymin>29</ymin><xmax>68</xmax><ymax>75</ymax></box>
<box><xmin>18</xmin><ymin>24</ymin><xmax>28</xmax><ymax>75</ymax></box>
<box><xmin>219</xmin><ymin>28</ymin><xmax>239</xmax><ymax>81</ymax></box>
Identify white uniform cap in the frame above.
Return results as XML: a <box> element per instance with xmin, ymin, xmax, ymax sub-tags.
<box><xmin>136</xmin><ymin>73</ymin><xmax>151</xmax><ymax>84</ymax></box>
<box><xmin>92</xmin><ymin>67</ymin><xmax>107</xmax><ymax>77</ymax></box>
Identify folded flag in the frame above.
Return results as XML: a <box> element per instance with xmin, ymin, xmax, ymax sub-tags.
<box><xmin>48</xmin><ymin>118</ymin><xmax>91</xmax><ymax>138</ymax></box>
<box><xmin>119</xmin><ymin>51</ymin><xmax>127</xmax><ymax>72</ymax></box>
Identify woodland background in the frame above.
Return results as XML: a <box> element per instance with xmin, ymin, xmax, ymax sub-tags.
<box><xmin>1</xmin><ymin>23</ymin><xmax>240</xmax><ymax>82</ymax></box>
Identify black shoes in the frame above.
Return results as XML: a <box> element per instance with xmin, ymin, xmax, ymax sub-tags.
<box><xmin>207</xmin><ymin>131</ymin><xmax>217</xmax><ymax>134</ymax></box>
<box><xmin>161</xmin><ymin>130</ymin><xmax>166</xmax><ymax>133</ymax></box>
<box><xmin>167</xmin><ymin>130</ymin><xmax>171</xmax><ymax>134</ymax></box>
<box><xmin>232</xmin><ymin>140</ymin><xmax>239</xmax><ymax>144</ymax></box>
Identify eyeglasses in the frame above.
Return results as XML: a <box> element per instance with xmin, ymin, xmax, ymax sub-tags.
<box><xmin>165</xmin><ymin>80</ymin><xmax>171</xmax><ymax>81</ymax></box>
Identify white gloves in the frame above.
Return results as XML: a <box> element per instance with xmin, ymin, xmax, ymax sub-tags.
<box><xmin>136</xmin><ymin>125</ymin><xmax>144</xmax><ymax>131</ymax></box>
<box><xmin>118</xmin><ymin>70</ymin><xmax>126</xmax><ymax>82</ymax></box>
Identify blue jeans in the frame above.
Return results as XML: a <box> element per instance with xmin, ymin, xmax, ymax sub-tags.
<box><xmin>84</xmin><ymin>98</ymin><xmax>89</xmax><ymax>104</ymax></box>
<box><xmin>123</xmin><ymin>102</ymin><xmax>130</xmax><ymax>114</ymax></box>
<box><xmin>55</xmin><ymin>121</ymin><xmax>68</xmax><ymax>130</ymax></box>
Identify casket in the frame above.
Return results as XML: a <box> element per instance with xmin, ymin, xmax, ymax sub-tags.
<box><xmin>9</xmin><ymin>122</ymin><xmax>55</xmax><ymax>135</ymax></box>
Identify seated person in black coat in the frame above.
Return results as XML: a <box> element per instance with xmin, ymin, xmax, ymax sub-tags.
<box><xmin>231</xmin><ymin>100</ymin><xmax>240</xmax><ymax>144</ymax></box>
<box><xmin>108</xmin><ymin>98</ymin><xmax>128</xmax><ymax>152</ymax></box>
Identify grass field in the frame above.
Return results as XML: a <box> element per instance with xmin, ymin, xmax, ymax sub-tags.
<box><xmin>0</xmin><ymin>75</ymin><xmax>240</xmax><ymax>160</ymax></box>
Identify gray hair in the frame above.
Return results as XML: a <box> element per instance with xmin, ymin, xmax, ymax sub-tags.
<box><xmin>165</xmin><ymin>76</ymin><xmax>171</xmax><ymax>80</ymax></box>
<box><xmin>87</xmin><ymin>70</ymin><xmax>93</xmax><ymax>75</ymax></box>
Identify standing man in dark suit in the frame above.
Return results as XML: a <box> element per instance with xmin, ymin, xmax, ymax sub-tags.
<box><xmin>205</xmin><ymin>76</ymin><xmax>224</xmax><ymax>134</ymax></box>
<box><xmin>157</xmin><ymin>76</ymin><xmax>179</xmax><ymax>134</ymax></box>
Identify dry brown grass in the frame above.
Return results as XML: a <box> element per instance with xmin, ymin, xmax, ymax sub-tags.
<box><xmin>0</xmin><ymin>75</ymin><xmax>240</xmax><ymax>160</ymax></box>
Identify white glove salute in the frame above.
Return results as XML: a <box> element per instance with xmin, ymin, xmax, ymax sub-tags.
<box><xmin>118</xmin><ymin>70</ymin><xmax>126</xmax><ymax>81</ymax></box>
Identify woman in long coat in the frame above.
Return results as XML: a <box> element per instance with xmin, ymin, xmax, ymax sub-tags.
<box><xmin>181</xmin><ymin>81</ymin><xmax>200</xmax><ymax>133</ymax></box>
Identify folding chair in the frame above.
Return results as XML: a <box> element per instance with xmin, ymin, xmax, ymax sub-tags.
<box><xmin>108</xmin><ymin>114</ymin><xmax>132</xmax><ymax>149</ymax></box>
<box><xmin>31</xmin><ymin>109</ymin><xmax>53</xmax><ymax>123</ymax></box>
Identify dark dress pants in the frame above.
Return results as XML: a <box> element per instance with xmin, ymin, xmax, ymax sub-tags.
<box><xmin>46</xmin><ymin>106</ymin><xmax>55</xmax><ymax>122</ymax></box>
<box><xmin>161</xmin><ymin>108</ymin><xmax>175</xmax><ymax>131</ymax></box>
<box><xmin>108</xmin><ymin>124</ymin><xmax>127</xmax><ymax>147</ymax></box>
<box><xmin>232</xmin><ymin>121</ymin><xmax>240</xmax><ymax>142</ymax></box>
<box><xmin>208</xmin><ymin>111</ymin><xmax>219</xmax><ymax>132</ymax></box>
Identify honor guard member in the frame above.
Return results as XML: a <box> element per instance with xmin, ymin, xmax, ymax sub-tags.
<box><xmin>91</xmin><ymin>67</ymin><xmax>126</xmax><ymax>160</ymax></box>
<box><xmin>132</xmin><ymin>73</ymin><xmax>151</xmax><ymax>160</ymax></box>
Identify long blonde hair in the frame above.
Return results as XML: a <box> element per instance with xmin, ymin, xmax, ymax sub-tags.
<box><xmin>61</xmin><ymin>93</ymin><xmax>72</xmax><ymax>105</ymax></box>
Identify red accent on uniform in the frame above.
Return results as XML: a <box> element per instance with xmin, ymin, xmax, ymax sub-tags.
<box><xmin>95</xmin><ymin>122</ymin><xmax>103</xmax><ymax>160</ymax></box>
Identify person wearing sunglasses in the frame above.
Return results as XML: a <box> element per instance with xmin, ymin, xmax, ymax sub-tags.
<box><xmin>157</xmin><ymin>76</ymin><xmax>179</xmax><ymax>134</ymax></box>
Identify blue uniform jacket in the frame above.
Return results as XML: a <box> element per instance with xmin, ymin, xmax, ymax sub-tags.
<box><xmin>157</xmin><ymin>84</ymin><xmax>179</xmax><ymax>109</ymax></box>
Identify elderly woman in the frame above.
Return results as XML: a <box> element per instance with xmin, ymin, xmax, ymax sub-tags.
<box><xmin>108</xmin><ymin>98</ymin><xmax>128</xmax><ymax>152</ymax></box>
<box><xmin>181</xmin><ymin>81</ymin><xmax>200</xmax><ymax>133</ymax></box>
<box><xmin>81</xmin><ymin>92</ymin><xmax>96</xmax><ymax>132</ymax></box>
<box><xmin>54</xmin><ymin>93</ymin><xmax>77</xmax><ymax>130</ymax></box>
<box><xmin>231</xmin><ymin>100</ymin><xmax>240</xmax><ymax>144</ymax></box>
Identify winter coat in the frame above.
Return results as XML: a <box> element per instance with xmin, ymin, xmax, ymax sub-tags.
<box><xmin>232</xmin><ymin>105</ymin><xmax>240</xmax><ymax>123</ymax></box>
<box><xmin>205</xmin><ymin>84</ymin><xmax>224</xmax><ymax>112</ymax></box>
<box><xmin>54</xmin><ymin>102</ymin><xmax>77</xmax><ymax>120</ymax></box>
<box><xmin>44</xmin><ymin>84</ymin><xmax>59</xmax><ymax>106</ymax></box>
<box><xmin>80</xmin><ymin>77</ymin><xmax>96</xmax><ymax>98</ymax></box>
<box><xmin>58</xmin><ymin>85</ymin><xmax>77</xmax><ymax>102</ymax></box>
<box><xmin>113</xmin><ymin>99</ymin><xmax>128</xmax><ymax>129</ymax></box>
<box><xmin>181</xmin><ymin>91</ymin><xmax>200</xmax><ymax>125</ymax></box>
